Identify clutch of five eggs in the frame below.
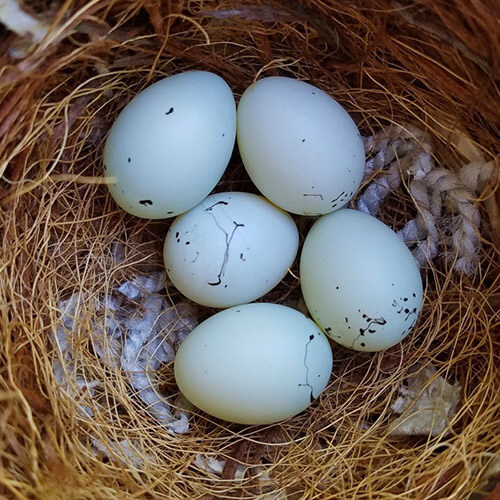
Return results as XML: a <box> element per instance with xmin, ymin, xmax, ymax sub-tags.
<box><xmin>103</xmin><ymin>70</ymin><xmax>423</xmax><ymax>424</ymax></box>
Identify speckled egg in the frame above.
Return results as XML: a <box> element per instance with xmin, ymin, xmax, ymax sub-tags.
<box><xmin>164</xmin><ymin>192</ymin><xmax>299</xmax><ymax>308</ymax></box>
<box><xmin>237</xmin><ymin>77</ymin><xmax>365</xmax><ymax>216</ymax></box>
<box><xmin>103</xmin><ymin>71</ymin><xmax>236</xmax><ymax>218</ymax></box>
<box><xmin>174</xmin><ymin>303</ymin><xmax>333</xmax><ymax>425</ymax></box>
<box><xmin>300</xmin><ymin>209</ymin><xmax>423</xmax><ymax>352</ymax></box>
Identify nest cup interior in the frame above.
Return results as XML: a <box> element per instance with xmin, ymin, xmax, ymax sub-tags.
<box><xmin>1</xmin><ymin>1</ymin><xmax>499</xmax><ymax>499</ymax></box>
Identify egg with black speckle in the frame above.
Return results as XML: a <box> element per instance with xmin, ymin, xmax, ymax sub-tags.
<box><xmin>300</xmin><ymin>209</ymin><xmax>423</xmax><ymax>352</ymax></box>
<box><xmin>103</xmin><ymin>71</ymin><xmax>236</xmax><ymax>218</ymax></box>
<box><xmin>164</xmin><ymin>192</ymin><xmax>299</xmax><ymax>307</ymax></box>
<box><xmin>174</xmin><ymin>303</ymin><xmax>333</xmax><ymax>425</ymax></box>
<box><xmin>237</xmin><ymin>77</ymin><xmax>364</xmax><ymax>216</ymax></box>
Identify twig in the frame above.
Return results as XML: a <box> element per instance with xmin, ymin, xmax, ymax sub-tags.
<box><xmin>199</xmin><ymin>1</ymin><xmax>342</xmax><ymax>51</ymax></box>
<box><xmin>198</xmin><ymin>6</ymin><xmax>294</xmax><ymax>23</ymax></box>
<box><xmin>392</xmin><ymin>1</ymin><xmax>491</xmax><ymax>73</ymax></box>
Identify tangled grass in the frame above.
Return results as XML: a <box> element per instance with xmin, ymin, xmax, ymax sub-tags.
<box><xmin>0</xmin><ymin>0</ymin><xmax>499</xmax><ymax>498</ymax></box>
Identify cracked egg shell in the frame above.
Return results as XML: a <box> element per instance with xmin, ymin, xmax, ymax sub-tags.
<box><xmin>164</xmin><ymin>192</ymin><xmax>299</xmax><ymax>308</ymax></box>
<box><xmin>237</xmin><ymin>77</ymin><xmax>364</xmax><ymax>216</ymax></box>
<box><xmin>103</xmin><ymin>71</ymin><xmax>236</xmax><ymax>219</ymax></box>
<box><xmin>174</xmin><ymin>303</ymin><xmax>333</xmax><ymax>425</ymax></box>
<box><xmin>300</xmin><ymin>209</ymin><xmax>423</xmax><ymax>352</ymax></box>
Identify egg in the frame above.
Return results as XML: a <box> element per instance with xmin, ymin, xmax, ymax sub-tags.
<box><xmin>237</xmin><ymin>77</ymin><xmax>364</xmax><ymax>216</ymax></box>
<box><xmin>164</xmin><ymin>192</ymin><xmax>299</xmax><ymax>308</ymax></box>
<box><xmin>300</xmin><ymin>209</ymin><xmax>423</xmax><ymax>352</ymax></box>
<box><xmin>103</xmin><ymin>71</ymin><xmax>236</xmax><ymax>218</ymax></box>
<box><xmin>174</xmin><ymin>303</ymin><xmax>333</xmax><ymax>424</ymax></box>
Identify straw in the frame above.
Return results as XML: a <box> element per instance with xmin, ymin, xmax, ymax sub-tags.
<box><xmin>0</xmin><ymin>1</ymin><xmax>499</xmax><ymax>498</ymax></box>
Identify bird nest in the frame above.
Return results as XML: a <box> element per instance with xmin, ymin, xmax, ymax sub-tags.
<box><xmin>0</xmin><ymin>1</ymin><xmax>499</xmax><ymax>499</ymax></box>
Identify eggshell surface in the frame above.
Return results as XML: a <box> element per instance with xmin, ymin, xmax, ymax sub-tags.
<box><xmin>300</xmin><ymin>209</ymin><xmax>423</xmax><ymax>352</ymax></box>
<box><xmin>103</xmin><ymin>71</ymin><xmax>236</xmax><ymax>218</ymax></box>
<box><xmin>164</xmin><ymin>192</ymin><xmax>299</xmax><ymax>308</ymax></box>
<box><xmin>237</xmin><ymin>77</ymin><xmax>365</xmax><ymax>216</ymax></box>
<box><xmin>174</xmin><ymin>303</ymin><xmax>333</xmax><ymax>424</ymax></box>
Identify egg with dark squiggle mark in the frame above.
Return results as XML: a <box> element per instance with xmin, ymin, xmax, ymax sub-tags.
<box><xmin>164</xmin><ymin>192</ymin><xmax>299</xmax><ymax>308</ymax></box>
<box><xmin>174</xmin><ymin>303</ymin><xmax>332</xmax><ymax>424</ymax></box>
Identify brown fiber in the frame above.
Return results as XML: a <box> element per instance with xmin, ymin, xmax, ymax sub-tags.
<box><xmin>0</xmin><ymin>1</ymin><xmax>499</xmax><ymax>498</ymax></box>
